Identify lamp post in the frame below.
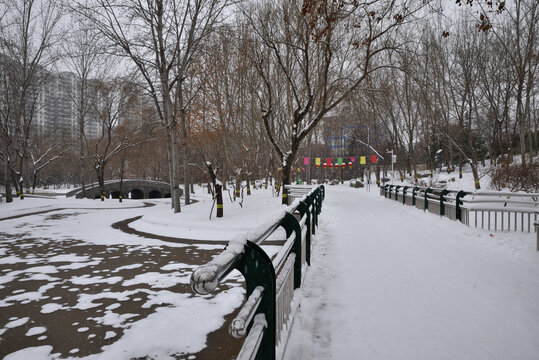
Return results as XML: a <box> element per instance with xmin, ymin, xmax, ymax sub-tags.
<box><xmin>436</xmin><ymin>149</ymin><xmax>443</xmax><ymax>173</ymax></box>
<box><xmin>387</xmin><ymin>149</ymin><xmax>394</xmax><ymax>183</ymax></box>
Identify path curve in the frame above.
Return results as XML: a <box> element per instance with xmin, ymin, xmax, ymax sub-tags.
<box><xmin>112</xmin><ymin>215</ymin><xmax>286</xmax><ymax>246</ymax></box>
<box><xmin>0</xmin><ymin>202</ymin><xmax>156</xmax><ymax>221</ymax></box>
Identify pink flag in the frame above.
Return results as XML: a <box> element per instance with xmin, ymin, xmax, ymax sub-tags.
<box><xmin>350</xmin><ymin>156</ymin><xmax>355</xmax><ymax>162</ymax></box>
<box><xmin>304</xmin><ymin>157</ymin><xmax>309</xmax><ymax>165</ymax></box>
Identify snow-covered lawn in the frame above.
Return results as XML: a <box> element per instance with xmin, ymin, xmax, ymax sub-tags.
<box><xmin>0</xmin><ymin>187</ymin><xmax>283</xmax><ymax>359</ymax></box>
<box><xmin>129</xmin><ymin>187</ymin><xmax>287</xmax><ymax>241</ymax></box>
<box><xmin>284</xmin><ymin>185</ymin><xmax>539</xmax><ymax>360</ymax></box>
<box><xmin>2</xmin><ymin>184</ymin><xmax>538</xmax><ymax>359</ymax></box>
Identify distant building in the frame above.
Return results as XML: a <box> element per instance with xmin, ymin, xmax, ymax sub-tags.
<box><xmin>34</xmin><ymin>70</ymin><xmax>101</xmax><ymax>139</ymax></box>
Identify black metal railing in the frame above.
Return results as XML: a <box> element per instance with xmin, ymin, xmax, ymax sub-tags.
<box><xmin>190</xmin><ymin>185</ymin><xmax>325</xmax><ymax>359</ymax></box>
<box><xmin>382</xmin><ymin>184</ymin><xmax>539</xmax><ymax>239</ymax></box>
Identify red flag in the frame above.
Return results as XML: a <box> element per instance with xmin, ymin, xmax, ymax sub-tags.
<box><xmin>371</xmin><ymin>155</ymin><xmax>377</xmax><ymax>164</ymax></box>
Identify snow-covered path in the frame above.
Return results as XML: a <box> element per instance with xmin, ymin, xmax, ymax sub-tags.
<box><xmin>285</xmin><ymin>186</ymin><xmax>539</xmax><ymax>360</ymax></box>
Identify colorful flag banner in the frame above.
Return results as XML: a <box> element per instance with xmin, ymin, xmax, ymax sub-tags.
<box><xmin>337</xmin><ymin>157</ymin><xmax>343</xmax><ymax>165</ymax></box>
<box><xmin>360</xmin><ymin>156</ymin><xmax>366</xmax><ymax>165</ymax></box>
<box><xmin>304</xmin><ymin>157</ymin><xmax>309</xmax><ymax>165</ymax></box>
<box><xmin>315</xmin><ymin>158</ymin><xmax>321</xmax><ymax>166</ymax></box>
<box><xmin>371</xmin><ymin>155</ymin><xmax>377</xmax><ymax>164</ymax></box>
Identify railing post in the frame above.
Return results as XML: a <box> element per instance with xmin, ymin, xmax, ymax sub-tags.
<box><xmin>455</xmin><ymin>190</ymin><xmax>467</xmax><ymax>222</ymax></box>
<box><xmin>412</xmin><ymin>186</ymin><xmax>419</xmax><ymax>206</ymax></box>
<box><xmin>305</xmin><ymin>196</ymin><xmax>316</xmax><ymax>236</ymax></box>
<box><xmin>424</xmin><ymin>187</ymin><xmax>432</xmax><ymax>211</ymax></box>
<box><xmin>297</xmin><ymin>201</ymin><xmax>312</xmax><ymax>265</ymax></box>
<box><xmin>388</xmin><ymin>185</ymin><xmax>393</xmax><ymax>199</ymax></box>
<box><xmin>402</xmin><ymin>186</ymin><xmax>408</xmax><ymax>205</ymax></box>
<box><xmin>235</xmin><ymin>241</ymin><xmax>276</xmax><ymax>360</ymax></box>
<box><xmin>439</xmin><ymin>189</ymin><xmax>449</xmax><ymax>217</ymax></box>
<box><xmin>281</xmin><ymin>213</ymin><xmax>303</xmax><ymax>289</ymax></box>
<box><xmin>395</xmin><ymin>185</ymin><xmax>400</xmax><ymax>202</ymax></box>
<box><xmin>319</xmin><ymin>186</ymin><xmax>324</xmax><ymax>213</ymax></box>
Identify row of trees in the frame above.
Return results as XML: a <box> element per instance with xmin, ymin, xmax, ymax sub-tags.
<box><xmin>350</xmin><ymin>0</ymin><xmax>538</xmax><ymax>190</ymax></box>
<box><xmin>1</xmin><ymin>1</ymin><xmax>537</xmax><ymax>214</ymax></box>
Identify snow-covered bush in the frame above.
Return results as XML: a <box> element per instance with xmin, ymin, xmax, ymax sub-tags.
<box><xmin>489</xmin><ymin>160</ymin><xmax>539</xmax><ymax>192</ymax></box>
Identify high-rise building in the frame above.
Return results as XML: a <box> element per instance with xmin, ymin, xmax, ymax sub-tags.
<box><xmin>34</xmin><ymin>70</ymin><xmax>101</xmax><ymax>138</ymax></box>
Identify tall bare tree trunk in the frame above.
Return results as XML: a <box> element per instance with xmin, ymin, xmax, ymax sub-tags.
<box><xmin>79</xmin><ymin>121</ymin><xmax>86</xmax><ymax>197</ymax></box>
<box><xmin>4</xmin><ymin>157</ymin><xmax>12</xmax><ymax>203</ymax></box>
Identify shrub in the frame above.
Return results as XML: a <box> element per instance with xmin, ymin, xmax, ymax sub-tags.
<box><xmin>489</xmin><ymin>159</ymin><xmax>539</xmax><ymax>192</ymax></box>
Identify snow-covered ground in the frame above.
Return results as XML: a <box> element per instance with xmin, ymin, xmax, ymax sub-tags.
<box><xmin>2</xmin><ymin>183</ymin><xmax>538</xmax><ymax>359</ymax></box>
<box><xmin>379</xmin><ymin>163</ymin><xmax>491</xmax><ymax>192</ymax></box>
<box><xmin>284</xmin><ymin>185</ymin><xmax>539</xmax><ymax>359</ymax></box>
<box><xmin>128</xmin><ymin>187</ymin><xmax>287</xmax><ymax>241</ymax></box>
<box><xmin>0</xmin><ymin>187</ymin><xmax>283</xmax><ymax>359</ymax></box>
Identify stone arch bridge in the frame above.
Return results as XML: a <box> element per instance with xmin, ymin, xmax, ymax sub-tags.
<box><xmin>65</xmin><ymin>179</ymin><xmax>182</xmax><ymax>200</ymax></box>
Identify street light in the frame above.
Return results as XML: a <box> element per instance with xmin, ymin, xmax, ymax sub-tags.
<box><xmin>436</xmin><ymin>149</ymin><xmax>443</xmax><ymax>173</ymax></box>
<box><xmin>386</xmin><ymin>149</ymin><xmax>395</xmax><ymax>183</ymax></box>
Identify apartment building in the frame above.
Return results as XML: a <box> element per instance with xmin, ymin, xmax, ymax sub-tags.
<box><xmin>34</xmin><ymin>71</ymin><xmax>101</xmax><ymax>139</ymax></box>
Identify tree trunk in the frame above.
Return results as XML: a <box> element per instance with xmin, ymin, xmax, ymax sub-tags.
<box><xmin>471</xmin><ymin>164</ymin><xmax>480</xmax><ymax>190</ymax></box>
<box><xmin>17</xmin><ymin>172</ymin><xmax>24</xmax><ymax>199</ymax></box>
<box><xmin>234</xmin><ymin>174</ymin><xmax>240</xmax><ymax>200</ymax></box>
<box><xmin>178</xmin><ymin>87</ymin><xmax>191</xmax><ymax>205</ymax></box>
<box><xmin>170</xmin><ymin>129</ymin><xmax>181</xmax><ymax>213</ymax></box>
<box><xmin>32</xmin><ymin>171</ymin><xmax>38</xmax><ymax>193</ymax></box>
<box><xmin>281</xmin><ymin>158</ymin><xmax>291</xmax><ymax>205</ymax></box>
<box><xmin>11</xmin><ymin>170</ymin><xmax>19</xmax><ymax>196</ymax></box>
<box><xmin>166</xmin><ymin>138</ymin><xmax>174</xmax><ymax>209</ymax></box>
<box><xmin>119</xmin><ymin>158</ymin><xmax>125</xmax><ymax>202</ymax></box>
<box><xmin>97</xmin><ymin>166</ymin><xmax>105</xmax><ymax>201</ymax></box>
<box><xmin>375</xmin><ymin>163</ymin><xmax>380</xmax><ymax>187</ymax></box>
<box><xmin>215</xmin><ymin>183</ymin><xmax>223</xmax><ymax>218</ymax></box>
<box><xmin>79</xmin><ymin>117</ymin><xmax>86</xmax><ymax>198</ymax></box>
<box><xmin>4</xmin><ymin>157</ymin><xmax>13</xmax><ymax>203</ymax></box>
<box><xmin>183</xmin><ymin>153</ymin><xmax>191</xmax><ymax>205</ymax></box>
<box><xmin>458</xmin><ymin>153</ymin><xmax>463</xmax><ymax>179</ymax></box>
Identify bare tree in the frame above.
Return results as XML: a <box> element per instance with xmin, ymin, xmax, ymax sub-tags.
<box><xmin>74</xmin><ymin>0</ymin><xmax>230</xmax><ymax>212</ymax></box>
<box><xmin>89</xmin><ymin>76</ymin><xmax>154</xmax><ymax>199</ymax></box>
<box><xmin>486</xmin><ymin>0</ymin><xmax>538</xmax><ymax>165</ymax></box>
<box><xmin>29</xmin><ymin>135</ymin><xmax>70</xmax><ymax>192</ymax></box>
<box><xmin>62</xmin><ymin>18</ymin><xmax>104</xmax><ymax>198</ymax></box>
<box><xmin>0</xmin><ymin>0</ymin><xmax>62</xmax><ymax>201</ymax></box>
<box><xmin>244</xmin><ymin>0</ymin><xmax>430</xmax><ymax>203</ymax></box>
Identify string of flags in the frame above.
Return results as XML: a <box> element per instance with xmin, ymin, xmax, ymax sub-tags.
<box><xmin>276</xmin><ymin>156</ymin><xmax>380</xmax><ymax>172</ymax></box>
<box><xmin>303</xmin><ymin>156</ymin><xmax>378</xmax><ymax>168</ymax></box>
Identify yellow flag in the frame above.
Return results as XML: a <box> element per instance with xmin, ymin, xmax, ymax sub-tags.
<box><xmin>360</xmin><ymin>156</ymin><xmax>366</xmax><ymax>164</ymax></box>
<box><xmin>315</xmin><ymin>158</ymin><xmax>321</xmax><ymax>166</ymax></box>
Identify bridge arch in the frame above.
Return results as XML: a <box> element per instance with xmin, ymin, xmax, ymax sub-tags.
<box><xmin>131</xmin><ymin>189</ymin><xmax>144</xmax><ymax>199</ymax></box>
<box><xmin>66</xmin><ymin>179</ymin><xmax>178</xmax><ymax>200</ymax></box>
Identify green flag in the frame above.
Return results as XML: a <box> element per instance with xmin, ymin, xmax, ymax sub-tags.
<box><xmin>337</xmin><ymin>157</ymin><xmax>343</xmax><ymax>165</ymax></box>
